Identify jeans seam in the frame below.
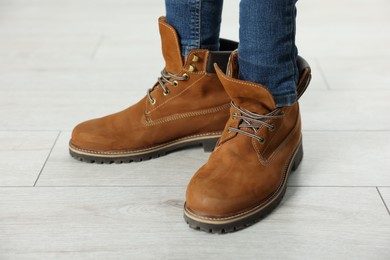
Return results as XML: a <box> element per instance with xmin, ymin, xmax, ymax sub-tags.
<box><xmin>198</xmin><ymin>0</ymin><xmax>202</xmax><ymax>50</ymax></box>
<box><xmin>187</xmin><ymin>0</ymin><xmax>201</xmax><ymax>55</ymax></box>
<box><xmin>288</xmin><ymin>1</ymin><xmax>298</xmax><ymax>93</ymax></box>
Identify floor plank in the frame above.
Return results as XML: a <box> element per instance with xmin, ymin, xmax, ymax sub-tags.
<box><xmin>1</xmin><ymin>88</ymin><xmax>389</xmax><ymax>131</ymax></box>
<box><xmin>0</xmin><ymin>35</ymin><xmax>100</xmax><ymax>67</ymax></box>
<box><xmin>299</xmin><ymin>90</ymin><xmax>390</xmax><ymax>131</ymax></box>
<box><xmin>0</xmin><ymin>187</ymin><xmax>388</xmax><ymax>260</ymax></box>
<box><xmin>1</xmin><ymin>0</ymin><xmax>390</xmax><ymax>259</ymax></box>
<box><xmin>289</xmin><ymin>131</ymin><xmax>390</xmax><ymax>187</ymax></box>
<box><xmin>37</xmin><ymin>132</ymin><xmax>208</xmax><ymax>187</ymax></box>
<box><xmin>0</xmin><ymin>88</ymin><xmax>143</xmax><ymax>131</ymax></box>
<box><xmin>0</xmin><ymin>131</ymin><xmax>59</xmax><ymax>186</ymax></box>
<box><xmin>378</xmin><ymin>187</ymin><xmax>390</xmax><ymax>215</ymax></box>
<box><xmin>0</xmin><ymin>1</ymin><xmax>164</xmax><ymax>36</ymax></box>
<box><xmin>318</xmin><ymin>57</ymin><xmax>390</xmax><ymax>90</ymax></box>
<box><xmin>37</xmin><ymin>131</ymin><xmax>390</xmax><ymax>187</ymax></box>
<box><xmin>296</xmin><ymin>0</ymin><xmax>390</xmax><ymax>58</ymax></box>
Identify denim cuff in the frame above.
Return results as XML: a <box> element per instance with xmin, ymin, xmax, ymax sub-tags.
<box><xmin>182</xmin><ymin>43</ymin><xmax>219</xmax><ymax>56</ymax></box>
<box><xmin>273</xmin><ymin>92</ymin><xmax>297</xmax><ymax>107</ymax></box>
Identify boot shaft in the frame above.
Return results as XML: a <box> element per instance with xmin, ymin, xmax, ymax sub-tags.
<box><xmin>147</xmin><ymin>17</ymin><xmax>238</xmax><ymax>120</ymax></box>
<box><xmin>213</xmin><ymin>51</ymin><xmax>311</xmax><ymax>160</ymax></box>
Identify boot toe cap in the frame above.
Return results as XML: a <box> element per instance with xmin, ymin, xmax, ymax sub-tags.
<box><xmin>70</xmin><ymin>118</ymin><xmax>115</xmax><ymax>151</ymax></box>
<box><xmin>185</xmin><ymin>168</ymin><xmax>252</xmax><ymax>218</ymax></box>
<box><xmin>185</xmin><ymin>149</ymin><xmax>279</xmax><ymax>219</ymax></box>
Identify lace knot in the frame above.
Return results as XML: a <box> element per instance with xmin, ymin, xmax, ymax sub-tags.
<box><xmin>228</xmin><ymin>101</ymin><xmax>283</xmax><ymax>143</ymax></box>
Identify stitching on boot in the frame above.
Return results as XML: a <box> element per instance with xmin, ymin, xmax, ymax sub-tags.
<box><xmin>185</xmin><ymin>136</ymin><xmax>302</xmax><ymax>222</ymax></box>
<box><xmin>217</xmin><ymin>69</ymin><xmax>276</xmax><ymax>108</ymax></box>
<box><xmin>70</xmin><ymin>132</ymin><xmax>222</xmax><ymax>155</ymax></box>
<box><xmin>185</xmin><ymin>50</ymin><xmax>209</xmax><ymax>72</ymax></box>
<box><xmin>256</xmin><ymin>105</ymin><xmax>301</xmax><ymax>165</ymax></box>
<box><xmin>159</xmin><ymin>20</ymin><xmax>182</xmax><ymax>67</ymax></box>
<box><xmin>144</xmin><ymin>103</ymin><xmax>230</xmax><ymax>126</ymax></box>
<box><xmin>146</xmin><ymin>73</ymin><xmax>207</xmax><ymax>113</ymax></box>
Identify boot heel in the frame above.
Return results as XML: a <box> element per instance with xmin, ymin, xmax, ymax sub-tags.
<box><xmin>292</xmin><ymin>143</ymin><xmax>304</xmax><ymax>171</ymax></box>
<box><xmin>201</xmin><ymin>138</ymin><xmax>219</xmax><ymax>152</ymax></box>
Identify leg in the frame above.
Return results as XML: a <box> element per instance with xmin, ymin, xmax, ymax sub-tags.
<box><xmin>184</xmin><ymin>0</ymin><xmax>312</xmax><ymax>232</ymax></box>
<box><xmin>166</xmin><ymin>0</ymin><xmax>224</xmax><ymax>56</ymax></box>
<box><xmin>69</xmin><ymin>4</ymin><xmax>238</xmax><ymax>163</ymax></box>
<box><xmin>238</xmin><ymin>0</ymin><xmax>298</xmax><ymax>107</ymax></box>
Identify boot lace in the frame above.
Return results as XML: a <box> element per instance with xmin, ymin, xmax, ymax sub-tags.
<box><xmin>228</xmin><ymin>102</ymin><xmax>284</xmax><ymax>143</ymax></box>
<box><xmin>147</xmin><ymin>69</ymin><xmax>189</xmax><ymax>105</ymax></box>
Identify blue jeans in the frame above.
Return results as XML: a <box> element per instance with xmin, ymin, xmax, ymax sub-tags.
<box><xmin>165</xmin><ymin>0</ymin><xmax>298</xmax><ymax>107</ymax></box>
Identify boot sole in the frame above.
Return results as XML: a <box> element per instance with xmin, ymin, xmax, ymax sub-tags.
<box><xmin>183</xmin><ymin>137</ymin><xmax>303</xmax><ymax>233</ymax></box>
<box><xmin>69</xmin><ymin>133</ymin><xmax>221</xmax><ymax>164</ymax></box>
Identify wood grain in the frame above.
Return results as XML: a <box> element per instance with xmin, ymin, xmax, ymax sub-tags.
<box><xmin>0</xmin><ymin>0</ymin><xmax>390</xmax><ymax>259</ymax></box>
<box><xmin>37</xmin><ymin>131</ymin><xmax>209</xmax><ymax>187</ymax></box>
<box><xmin>0</xmin><ymin>131</ymin><xmax>59</xmax><ymax>186</ymax></box>
<box><xmin>0</xmin><ymin>187</ymin><xmax>389</xmax><ymax>260</ymax></box>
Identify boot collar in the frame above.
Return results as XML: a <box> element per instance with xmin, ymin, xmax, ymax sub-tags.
<box><xmin>215</xmin><ymin>51</ymin><xmax>277</xmax><ymax>115</ymax></box>
<box><xmin>158</xmin><ymin>17</ymin><xmax>183</xmax><ymax>74</ymax></box>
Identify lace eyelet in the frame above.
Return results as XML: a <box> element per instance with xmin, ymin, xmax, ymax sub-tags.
<box><xmin>188</xmin><ymin>64</ymin><xmax>196</xmax><ymax>72</ymax></box>
<box><xmin>270</xmin><ymin>125</ymin><xmax>275</xmax><ymax>131</ymax></box>
<box><xmin>232</xmin><ymin>112</ymin><xmax>237</xmax><ymax>120</ymax></box>
<box><xmin>182</xmin><ymin>73</ymin><xmax>189</xmax><ymax>80</ymax></box>
<box><xmin>259</xmin><ymin>137</ymin><xmax>265</xmax><ymax>143</ymax></box>
<box><xmin>150</xmin><ymin>98</ymin><xmax>156</xmax><ymax>105</ymax></box>
<box><xmin>163</xmin><ymin>90</ymin><xmax>170</xmax><ymax>96</ymax></box>
<box><xmin>173</xmin><ymin>80</ymin><xmax>179</xmax><ymax>87</ymax></box>
<box><xmin>192</xmin><ymin>55</ymin><xmax>199</xmax><ymax>62</ymax></box>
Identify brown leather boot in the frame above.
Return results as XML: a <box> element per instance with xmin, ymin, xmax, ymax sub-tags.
<box><xmin>69</xmin><ymin>17</ymin><xmax>238</xmax><ymax>163</ymax></box>
<box><xmin>184</xmin><ymin>51</ymin><xmax>311</xmax><ymax>233</ymax></box>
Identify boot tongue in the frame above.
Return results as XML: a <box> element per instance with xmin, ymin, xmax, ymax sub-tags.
<box><xmin>158</xmin><ymin>17</ymin><xmax>183</xmax><ymax>74</ymax></box>
<box><xmin>216</xmin><ymin>51</ymin><xmax>277</xmax><ymax>114</ymax></box>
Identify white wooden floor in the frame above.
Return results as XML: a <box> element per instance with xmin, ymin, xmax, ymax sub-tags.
<box><xmin>1</xmin><ymin>0</ymin><xmax>390</xmax><ymax>259</ymax></box>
